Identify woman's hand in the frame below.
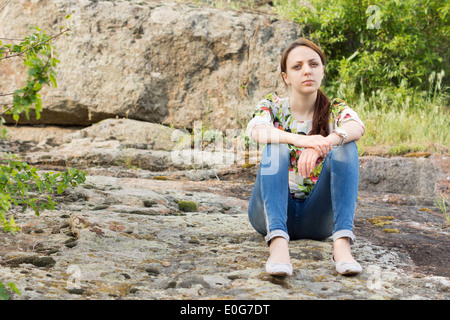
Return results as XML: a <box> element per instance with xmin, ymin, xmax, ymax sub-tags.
<box><xmin>291</xmin><ymin>134</ymin><xmax>332</xmax><ymax>158</ymax></box>
<box><xmin>298</xmin><ymin>148</ymin><xmax>321</xmax><ymax>178</ymax></box>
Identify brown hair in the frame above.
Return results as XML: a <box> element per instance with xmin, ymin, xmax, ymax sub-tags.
<box><xmin>280</xmin><ymin>38</ymin><xmax>331</xmax><ymax>137</ymax></box>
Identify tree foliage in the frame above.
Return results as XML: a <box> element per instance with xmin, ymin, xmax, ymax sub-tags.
<box><xmin>0</xmin><ymin>8</ymin><xmax>85</xmax><ymax>299</ymax></box>
<box><xmin>273</xmin><ymin>0</ymin><xmax>449</xmax><ymax>100</ymax></box>
<box><xmin>0</xmin><ymin>154</ymin><xmax>86</xmax><ymax>234</ymax></box>
<box><xmin>0</xmin><ymin>25</ymin><xmax>68</xmax><ymax>130</ymax></box>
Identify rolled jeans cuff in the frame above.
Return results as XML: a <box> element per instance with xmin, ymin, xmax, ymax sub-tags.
<box><xmin>264</xmin><ymin>230</ymin><xmax>290</xmax><ymax>245</ymax></box>
<box><xmin>332</xmin><ymin>229</ymin><xmax>355</xmax><ymax>245</ymax></box>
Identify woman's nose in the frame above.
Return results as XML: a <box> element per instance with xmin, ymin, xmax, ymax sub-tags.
<box><xmin>302</xmin><ymin>65</ymin><xmax>312</xmax><ymax>75</ymax></box>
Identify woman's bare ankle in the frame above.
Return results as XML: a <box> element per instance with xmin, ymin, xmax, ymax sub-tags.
<box><xmin>333</xmin><ymin>237</ymin><xmax>356</xmax><ymax>263</ymax></box>
<box><xmin>268</xmin><ymin>237</ymin><xmax>291</xmax><ymax>264</ymax></box>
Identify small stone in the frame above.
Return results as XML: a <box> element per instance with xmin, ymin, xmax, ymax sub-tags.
<box><xmin>120</xmin><ymin>273</ymin><xmax>131</xmax><ymax>279</ymax></box>
<box><xmin>64</xmin><ymin>239</ymin><xmax>78</xmax><ymax>248</ymax></box>
<box><xmin>143</xmin><ymin>200</ymin><xmax>157</xmax><ymax>207</ymax></box>
<box><xmin>93</xmin><ymin>205</ymin><xmax>109</xmax><ymax>211</ymax></box>
<box><xmin>6</xmin><ymin>256</ymin><xmax>56</xmax><ymax>268</ymax></box>
<box><xmin>31</xmin><ymin>257</ymin><xmax>56</xmax><ymax>268</ymax></box>
<box><xmin>188</xmin><ymin>237</ymin><xmax>200</xmax><ymax>244</ymax></box>
<box><xmin>145</xmin><ymin>267</ymin><xmax>160</xmax><ymax>275</ymax></box>
<box><xmin>162</xmin><ymin>261</ymin><xmax>171</xmax><ymax>267</ymax></box>
<box><xmin>67</xmin><ymin>288</ymin><xmax>85</xmax><ymax>295</ymax></box>
<box><xmin>178</xmin><ymin>276</ymin><xmax>210</xmax><ymax>289</ymax></box>
<box><xmin>164</xmin><ymin>280</ymin><xmax>177</xmax><ymax>289</ymax></box>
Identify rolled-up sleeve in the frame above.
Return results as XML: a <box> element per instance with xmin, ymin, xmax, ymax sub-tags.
<box><xmin>245</xmin><ymin>100</ymin><xmax>275</xmax><ymax>140</ymax></box>
<box><xmin>335</xmin><ymin>104</ymin><xmax>365</xmax><ymax>135</ymax></box>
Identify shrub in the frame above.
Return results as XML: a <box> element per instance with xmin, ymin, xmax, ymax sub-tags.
<box><xmin>273</xmin><ymin>0</ymin><xmax>449</xmax><ymax>98</ymax></box>
<box><xmin>0</xmin><ymin>13</ymin><xmax>85</xmax><ymax>299</ymax></box>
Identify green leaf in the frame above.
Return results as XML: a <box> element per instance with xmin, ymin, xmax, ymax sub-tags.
<box><xmin>0</xmin><ymin>282</ymin><xmax>10</xmax><ymax>300</ymax></box>
<box><xmin>33</xmin><ymin>82</ymin><xmax>42</xmax><ymax>91</ymax></box>
<box><xmin>7</xmin><ymin>282</ymin><xmax>21</xmax><ymax>296</ymax></box>
<box><xmin>49</xmin><ymin>74</ymin><xmax>57</xmax><ymax>88</ymax></box>
<box><xmin>12</xmin><ymin>44</ymin><xmax>21</xmax><ymax>52</ymax></box>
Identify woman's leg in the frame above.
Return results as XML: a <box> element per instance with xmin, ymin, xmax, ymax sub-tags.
<box><xmin>248</xmin><ymin>143</ymin><xmax>295</xmax><ymax>268</ymax></box>
<box><xmin>248</xmin><ymin>143</ymin><xmax>292</xmax><ymax>244</ymax></box>
<box><xmin>288</xmin><ymin>142</ymin><xmax>360</xmax><ymax>260</ymax></box>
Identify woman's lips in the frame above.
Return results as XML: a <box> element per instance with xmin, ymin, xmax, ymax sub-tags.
<box><xmin>303</xmin><ymin>80</ymin><xmax>314</xmax><ymax>85</ymax></box>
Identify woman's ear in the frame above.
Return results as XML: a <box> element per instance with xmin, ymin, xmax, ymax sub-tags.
<box><xmin>281</xmin><ymin>72</ymin><xmax>289</xmax><ymax>86</ymax></box>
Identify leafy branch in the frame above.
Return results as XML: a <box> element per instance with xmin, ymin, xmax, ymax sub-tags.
<box><xmin>0</xmin><ymin>153</ymin><xmax>87</xmax><ymax>234</ymax></box>
<box><xmin>0</xmin><ymin>10</ymin><xmax>84</xmax><ymax>299</ymax></box>
<box><xmin>0</xmin><ymin>20</ymin><xmax>72</xmax><ymax>125</ymax></box>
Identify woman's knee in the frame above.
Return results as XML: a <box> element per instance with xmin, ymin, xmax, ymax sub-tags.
<box><xmin>343</xmin><ymin>140</ymin><xmax>358</xmax><ymax>153</ymax></box>
<box><xmin>330</xmin><ymin>141</ymin><xmax>358</xmax><ymax>162</ymax></box>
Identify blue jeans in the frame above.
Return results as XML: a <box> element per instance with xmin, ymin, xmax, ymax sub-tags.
<box><xmin>248</xmin><ymin>142</ymin><xmax>359</xmax><ymax>245</ymax></box>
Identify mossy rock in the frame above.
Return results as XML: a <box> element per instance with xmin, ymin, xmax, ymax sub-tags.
<box><xmin>383</xmin><ymin>228</ymin><xmax>400</xmax><ymax>233</ymax></box>
<box><xmin>367</xmin><ymin>216</ymin><xmax>394</xmax><ymax>228</ymax></box>
<box><xmin>178</xmin><ymin>200</ymin><xmax>198</xmax><ymax>212</ymax></box>
<box><xmin>152</xmin><ymin>176</ymin><xmax>168</xmax><ymax>180</ymax></box>
<box><xmin>242</xmin><ymin>162</ymin><xmax>255</xmax><ymax>169</ymax></box>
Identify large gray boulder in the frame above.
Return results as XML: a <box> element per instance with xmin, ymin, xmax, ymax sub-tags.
<box><xmin>0</xmin><ymin>0</ymin><xmax>300</xmax><ymax>130</ymax></box>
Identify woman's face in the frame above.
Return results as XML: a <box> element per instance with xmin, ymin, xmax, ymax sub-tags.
<box><xmin>281</xmin><ymin>45</ymin><xmax>325</xmax><ymax>95</ymax></box>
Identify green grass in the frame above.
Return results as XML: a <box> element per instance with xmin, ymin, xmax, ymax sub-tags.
<box><xmin>346</xmin><ymin>75</ymin><xmax>449</xmax><ymax>155</ymax></box>
<box><xmin>354</xmin><ymin>92</ymin><xmax>449</xmax><ymax>155</ymax></box>
<box><xmin>435</xmin><ymin>195</ymin><xmax>449</xmax><ymax>224</ymax></box>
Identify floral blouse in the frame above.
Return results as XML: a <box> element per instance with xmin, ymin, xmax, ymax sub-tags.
<box><xmin>246</xmin><ymin>93</ymin><xmax>365</xmax><ymax>199</ymax></box>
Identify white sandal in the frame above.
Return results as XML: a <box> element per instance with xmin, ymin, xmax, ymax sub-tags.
<box><xmin>265</xmin><ymin>259</ymin><xmax>293</xmax><ymax>276</ymax></box>
<box><xmin>332</xmin><ymin>256</ymin><xmax>362</xmax><ymax>275</ymax></box>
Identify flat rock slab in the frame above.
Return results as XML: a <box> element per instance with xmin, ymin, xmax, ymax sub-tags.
<box><xmin>0</xmin><ymin>171</ymin><xmax>448</xmax><ymax>300</ymax></box>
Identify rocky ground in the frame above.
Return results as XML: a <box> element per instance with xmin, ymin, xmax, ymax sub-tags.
<box><xmin>1</xmin><ymin>0</ymin><xmax>448</xmax><ymax>303</ymax></box>
<box><xmin>0</xmin><ymin>122</ymin><xmax>449</xmax><ymax>300</ymax></box>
